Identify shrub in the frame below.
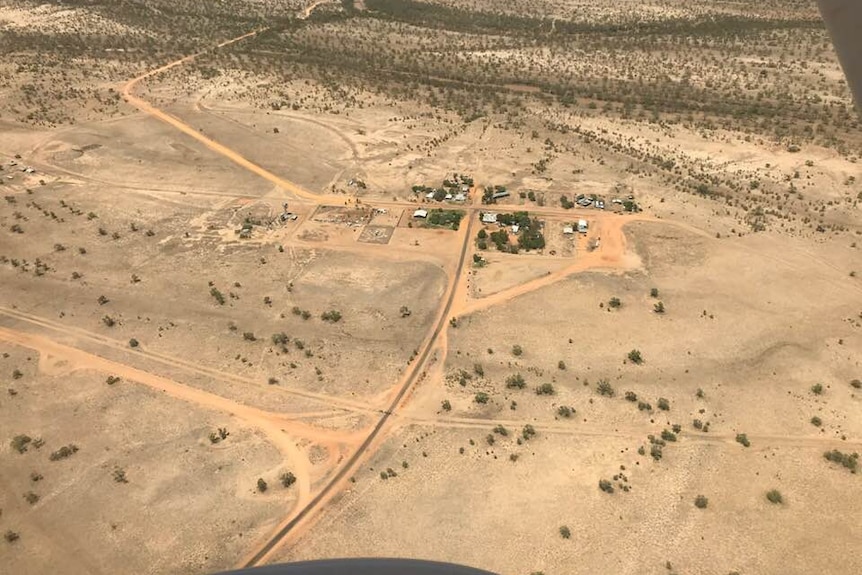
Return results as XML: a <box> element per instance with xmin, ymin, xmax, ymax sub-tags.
<box><xmin>106</xmin><ymin>375</ymin><xmax>120</xmax><ymax>385</ymax></box>
<box><xmin>535</xmin><ymin>383</ymin><xmax>555</xmax><ymax>396</ymax></box>
<box><xmin>102</xmin><ymin>315</ymin><xmax>115</xmax><ymax>327</ymax></box>
<box><xmin>637</xmin><ymin>401</ymin><xmax>652</xmax><ymax>412</ymax></box>
<box><xmin>766</xmin><ymin>490</ymin><xmax>783</xmax><ymax>504</ymax></box>
<box><xmin>512</xmin><ymin>344</ymin><xmax>523</xmax><ymax>356</ymax></box>
<box><xmin>280</xmin><ymin>472</ymin><xmax>297</xmax><ymax>487</ymax></box>
<box><xmin>650</xmin><ymin>288</ymin><xmax>659</xmax><ymax>298</ymax></box>
<box><xmin>557</xmin><ymin>360</ymin><xmax>566</xmax><ymax>370</ymax></box>
<box><xmin>598</xmin><ymin>479</ymin><xmax>614</xmax><ymax>493</ymax></box>
<box><xmin>654</xmin><ymin>301</ymin><xmax>665</xmax><ymax>314</ymax></box>
<box><xmin>257</xmin><ymin>478</ymin><xmax>268</xmax><ymax>492</ymax></box>
<box><xmin>506</xmin><ymin>374</ymin><xmax>526</xmax><ymax>389</ymax></box>
<box><xmin>627</xmin><ymin>349</ymin><xmax>643</xmax><ymax>364</ymax></box>
<box><xmin>23</xmin><ymin>491</ymin><xmax>39</xmax><ymax>505</ymax></box>
<box><xmin>850</xmin><ymin>379</ymin><xmax>861</xmax><ymax>389</ymax></box>
<box><xmin>608</xmin><ymin>297</ymin><xmax>621</xmax><ymax>308</ymax></box>
<box><xmin>11</xmin><ymin>435</ymin><xmax>31</xmax><ymax>454</ymax></box>
<box><xmin>474</xmin><ymin>392</ymin><xmax>489</xmax><ymax>404</ymax></box>
<box><xmin>650</xmin><ymin>444</ymin><xmax>663</xmax><ymax>460</ymax></box>
<box><xmin>624</xmin><ymin>391</ymin><xmax>637</xmax><ymax>402</ymax></box>
<box><xmin>559</xmin><ymin>525</ymin><xmax>571</xmax><ymax>539</ymax></box>
<box><xmin>49</xmin><ymin>444</ymin><xmax>79</xmax><ymax>461</ymax></box>
<box><xmin>693</xmin><ymin>419</ymin><xmax>704</xmax><ymax>430</ymax></box>
<box><xmin>823</xmin><ymin>449</ymin><xmax>858</xmax><ymax>472</ymax></box>
<box><xmin>128</xmin><ymin>338</ymin><xmax>139</xmax><ymax>348</ymax></box>
<box><xmin>4</xmin><ymin>530</ymin><xmax>20</xmax><ymax>543</ymax></box>
<box><xmin>242</xmin><ymin>332</ymin><xmax>256</xmax><ymax>341</ymax></box>
<box><xmin>660</xmin><ymin>429</ymin><xmax>677</xmax><ymax>442</ymax></box>
<box><xmin>694</xmin><ymin>495</ymin><xmax>708</xmax><ymax>509</ymax></box>
<box><xmin>735</xmin><ymin>433</ymin><xmax>751</xmax><ymax>448</ymax></box>
<box><xmin>522</xmin><ymin>424</ymin><xmax>536</xmax><ymax>440</ymax></box>
<box><xmin>210</xmin><ymin>287</ymin><xmax>225</xmax><ymax>305</ymax></box>
<box><xmin>596</xmin><ymin>380</ymin><xmax>615</xmax><ymax>397</ymax></box>
<box><xmin>473</xmin><ymin>363</ymin><xmax>484</xmax><ymax>377</ymax></box>
<box><xmin>810</xmin><ymin>416</ymin><xmax>822</xmax><ymax>427</ymax></box>
<box><xmin>557</xmin><ymin>405</ymin><xmax>574</xmax><ymax>418</ymax></box>
<box><xmin>271</xmin><ymin>332</ymin><xmax>289</xmax><ymax>345</ymax></box>
<box><xmin>113</xmin><ymin>468</ymin><xmax>128</xmax><ymax>483</ymax></box>
<box><xmin>486</xmin><ymin>434</ymin><xmax>495</xmax><ymax>446</ymax></box>
<box><xmin>810</xmin><ymin>383</ymin><xmax>824</xmax><ymax>395</ymax></box>
<box><xmin>97</xmin><ymin>295</ymin><xmax>109</xmax><ymax>305</ymax></box>
<box><xmin>321</xmin><ymin>310</ymin><xmax>342</xmax><ymax>322</ymax></box>
<box><xmin>493</xmin><ymin>425</ymin><xmax>509</xmax><ymax>436</ymax></box>
<box><xmin>657</xmin><ymin>398</ymin><xmax>670</xmax><ymax>411</ymax></box>
<box><xmin>441</xmin><ymin>400</ymin><xmax>451</xmax><ymax>412</ymax></box>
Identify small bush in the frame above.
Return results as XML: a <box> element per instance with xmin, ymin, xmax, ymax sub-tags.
<box><xmin>810</xmin><ymin>416</ymin><xmax>822</xmax><ymax>427</ymax></box>
<box><xmin>694</xmin><ymin>495</ymin><xmax>708</xmax><ymax>509</ymax></box>
<box><xmin>627</xmin><ymin>349</ymin><xmax>643</xmax><ymax>364</ymax></box>
<box><xmin>608</xmin><ymin>297</ymin><xmax>621</xmax><ymax>308</ymax></box>
<box><xmin>535</xmin><ymin>383</ymin><xmax>555</xmax><ymax>396</ymax></box>
<box><xmin>102</xmin><ymin>315</ymin><xmax>116</xmax><ymax>327</ymax></box>
<box><xmin>735</xmin><ymin>433</ymin><xmax>751</xmax><ymax>448</ymax></box>
<box><xmin>637</xmin><ymin>401</ymin><xmax>652</xmax><ymax>412</ymax></box>
<box><xmin>650</xmin><ymin>444</ymin><xmax>663</xmax><ymax>460</ymax></box>
<box><xmin>242</xmin><ymin>332</ymin><xmax>256</xmax><ymax>341</ymax></box>
<box><xmin>650</xmin><ymin>288</ymin><xmax>659</xmax><ymax>298</ymax></box>
<box><xmin>557</xmin><ymin>405</ymin><xmax>574</xmax><ymax>418</ymax></box>
<box><xmin>512</xmin><ymin>344</ymin><xmax>523</xmax><ymax>356</ymax></box>
<box><xmin>522</xmin><ymin>424</ymin><xmax>536</xmax><ymax>440</ymax></box>
<box><xmin>766</xmin><ymin>489</ymin><xmax>783</xmax><ymax>504</ymax></box>
<box><xmin>11</xmin><ymin>434</ymin><xmax>32</xmax><ymax>453</ymax></box>
<box><xmin>49</xmin><ymin>444</ymin><xmax>79</xmax><ymax>461</ymax></box>
<box><xmin>598</xmin><ymin>479</ymin><xmax>614</xmax><ymax>493</ymax></box>
<box><xmin>106</xmin><ymin>375</ymin><xmax>120</xmax><ymax>385</ymax></box>
<box><xmin>271</xmin><ymin>332</ymin><xmax>289</xmax><ymax>346</ymax></box>
<box><xmin>823</xmin><ymin>449</ymin><xmax>858</xmax><ymax>472</ymax></box>
<box><xmin>660</xmin><ymin>429</ymin><xmax>677</xmax><ymax>442</ymax></box>
<box><xmin>559</xmin><ymin>525</ymin><xmax>571</xmax><ymax>539</ymax></box>
<box><xmin>654</xmin><ymin>301</ymin><xmax>665</xmax><ymax>314</ymax></box>
<box><xmin>4</xmin><ymin>530</ymin><xmax>20</xmax><ymax>543</ymax></box>
<box><xmin>280</xmin><ymin>471</ymin><xmax>297</xmax><ymax>487</ymax></box>
<box><xmin>23</xmin><ymin>491</ymin><xmax>39</xmax><ymax>505</ymax></box>
<box><xmin>113</xmin><ymin>468</ymin><xmax>128</xmax><ymax>483</ymax></box>
<box><xmin>321</xmin><ymin>310</ymin><xmax>342</xmax><ymax>322</ymax></box>
<box><xmin>441</xmin><ymin>400</ymin><xmax>451</xmax><ymax>412</ymax></box>
<box><xmin>128</xmin><ymin>338</ymin><xmax>139</xmax><ymax>348</ymax></box>
<box><xmin>657</xmin><ymin>398</ymin><xmax>670</xmax><ymax>411</ymax></box>
<box><xmin>257</xmin><ymin>478</ymin><xmax>268</xmax><ymax>493</ymax></box>
<box><xmin>210</xmin><ymin>287</ymin><xmax>225</xmax><ymax>305</ymax></box>
<box><xmin>810</xmin><ymin>383</ymin><xmax>824</xmax><ymax>395</ymax></box>
<box><xmin>473</xmin><ymin>363</ymin><xmax>484</xmax><ymax>377</ymax></box>
<box><xmin>557</xmin><ymin>360</ymin><xmax>566</xmax><ymax>370</ymax></box>
<box><xmin>474</xmin><ymin>392</ymin><xmax>489</xmax><ymax>404</ymax></box>
<box><xmin>506</xmin><ymin>374</ymin><xmax>526</xmax><ymax>389</ymax></box>
<box><xmin>596</xmin><ymin>380</ymin><xmax>615</xmax><ymax>397</ymax></box>
<box><xmin>493</xmin><ymin>425</ymin><xmax>509</xmax><ymax>436</ymax></box>
<box><xmin>624</xmin><ymin>391</ymin><xmax>637</xmax><ymax>402</ymax></box>
<box><xmin>486</xmin><ymin>434</ymin><xmax>495</xmax><ymax>446</ymax></box>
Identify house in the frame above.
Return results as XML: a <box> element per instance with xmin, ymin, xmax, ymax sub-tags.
<box><xmin>413</xmin><ymin>209</ymin><xmax>428</xmax><ymax>219</ymax></box>
<box><xmin>445</xmin><ymin>193</ymin><xmax>453</xmax><ymax>200</ymax></box>
<box><xmin>563</xmin><ymin>226</ymin><xmax>574</xmax><ymax>235</ymax></box>
<box><xmin>577</xmin><ymin>219</ymin><xmax>588</xmax><ymax>233</ymax></box>
<box><xmin>454</xmin><ymin>193</ymin><xmax>466</xmax><ymax>202</ymax></box>
<box><xmin>481</xmin><ymin>212</ymin><xmax>498</xmax><ymax>224</ymax></box>
<box><xmin>492</xmin><ymin>190</ymin><xmax>510</xmax><ymax>200</ymax></box>
<box><xmin>511</xmin><ymin>224</ymin><xmax>520</xmax><ymax>234</ymax></box>
<box><xmin>426</xmin><ymin>192</ymin><xmax>436</xmax><ymax>199</ymax></box>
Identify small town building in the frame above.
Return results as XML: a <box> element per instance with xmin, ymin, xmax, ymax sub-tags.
<box><xmin>413</xmin><ymin>209</ymin><xmax>428</xmax><ymax>219</ymax></box>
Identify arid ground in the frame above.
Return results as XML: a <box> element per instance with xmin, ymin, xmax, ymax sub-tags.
<box><xmin>1</xmin><ymin>1</ymin><xmax>860</xmax><ymax>575</ymax></box>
